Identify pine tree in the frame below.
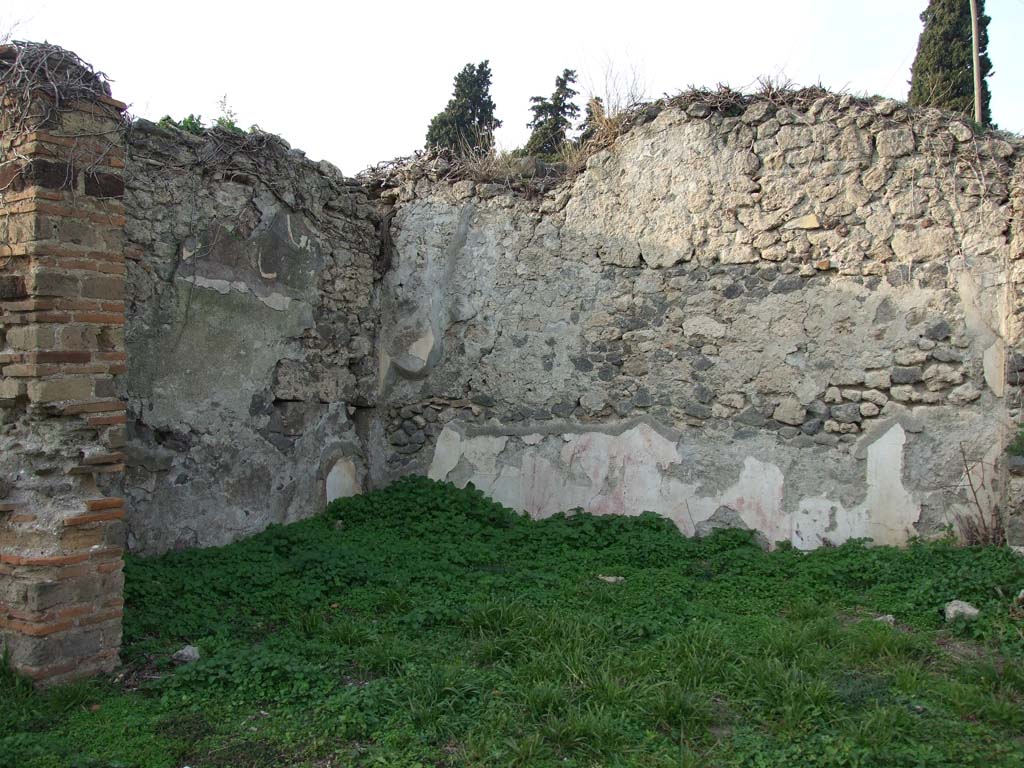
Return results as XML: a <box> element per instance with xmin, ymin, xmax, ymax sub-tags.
<box><xmin>909</xmin><ymin>0</ymin><xmax>993</xmax><ymax>124</ymax></box>
<box><xmin>525</xmin><ymin>69</ymin><xmax>580</xmax><ymax>157</ymax></box>
<box><xmin>425</xmin><ymin>61</ymin><xmax>501</xmax><ymax>153</ymax></box>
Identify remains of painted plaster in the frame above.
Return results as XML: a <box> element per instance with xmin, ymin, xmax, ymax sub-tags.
<box><xmin>425</xmin><ymin>420</ymin><xmax>919</xmax><ymax>549</ymax></box>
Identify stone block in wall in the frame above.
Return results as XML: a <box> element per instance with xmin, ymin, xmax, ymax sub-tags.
<box><xmin>0</xmin><ymin>42</ymin><xmax>128</xmax><ymax>685</ymax></box>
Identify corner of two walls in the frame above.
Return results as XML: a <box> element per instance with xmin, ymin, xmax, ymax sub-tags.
<box><xmin>120</xmin><ymin>96</ymin><xmax>1024</xmax><ymax>553</ymax></box>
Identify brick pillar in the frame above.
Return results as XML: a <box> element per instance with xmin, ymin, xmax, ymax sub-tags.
<box><xmin>0</xmin><ymin>43</ymin><xmax>128</xmax><ymax>684</ymax></box>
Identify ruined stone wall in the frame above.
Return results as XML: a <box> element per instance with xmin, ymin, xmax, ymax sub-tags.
<box><xmin>378</xmin><ymin>96</ymin><xmax>1023</xmax><ymax>548</ymax></box>
<box><xmin>118</xmin><ymin>93</ymin><xmax>1023</xmax><ymax>554</ymax></box>
<box><xmin>122</xmin><ymin>124</ymin><xmax>380</xmax><ymax>554</ymax></box>
<box><xmin>7</xmin><ymin>44</ymin><xmax>1023</xmax><ymax>687</ymax></box>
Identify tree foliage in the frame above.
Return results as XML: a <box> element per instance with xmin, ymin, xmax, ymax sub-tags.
<box><xmin>425</xmin><ymin>61</ymin><xmax>501</xmax><ymax>153</ymax></box>
<box><xmin>908</xmin><ymin>0</ymin><xmax>993</xmax><ymax>124</ymax></box>
<box><xmin>525</xmin><ymin>69</ymin><xmax>580</xmax><ymax>157</ymax></box>
<box><xmin>577</xmin><ymin>96</ymin><xmax>606</xmax><ymax>146</ymax></box>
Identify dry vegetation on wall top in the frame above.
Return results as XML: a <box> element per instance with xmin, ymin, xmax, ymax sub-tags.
<box><xmin>0</xmin><ymin>42</ymin><xmax>128</xmax><ymax>220</ymax></box>
<box><xmin>138</xmin><ymin>81</ymin><xmax>1024</xmax><ymax>226</ymax></box>
<box><xmin>0</xmin><ymin>42</ymin><xmax>115</xmax><ymax>128</ymax></box>
<box><xmin>0</xmin><ymin>42</ymin><xmax>126</xmax><ymax>184</ymax></box>
<box><xmin>359</xmin><ymin>80</ymin><xmax>1017</xmax><ymax>199</ymax></box>
<box><xmin>3</xmin><ymin>40</ymin><xmax>1014</xmax><ymax>201</ymax></box>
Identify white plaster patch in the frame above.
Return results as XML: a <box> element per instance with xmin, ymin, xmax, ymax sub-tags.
<box><xmin>792</xmin><ymin>498</ymin><xmax>846</xmax><ymax>550</ymax></box>
<box><xmin>408</xmin><ymin>327</ymin><xmax>436</xmax><ymax>365</ymax></box>
<box><xmin>180</xmin><ymin>275</ymin><xmax>291</xmax><ymax>312</ymax></box>
<box><xmin>182</xmin><ymin>275</ymin><xmax>231</xmax><ymax>294</ymax></box>
<box><xmin>462</xmin><ymin>436</ymin><xmax>508</xmax><ymax>479</ymax></box>
<box><xmin>796</xmin><ymin>424</ymin><xmax>919</xmax><ymax>548</ymax></box>
<box><xmin>861</xmin><ymin>424</ymin><xmax>918</xmax><ymax>545</ymax></box>
<box><xmin>259</xmin><ymin>293</ymin><xmax>292</xmax><ymax>311</ymax></box>
<box><xmin>721</xmin><ymin>458</ymin><xmax>787</xmax><ymax>544</ymax></box>
<box><xmin>257</xmin><ymin>248</ymin><xmax>278</xmax><ymax>279</ymax></box>
<box><xmin>503</xmin><ymin>453</ymin><xmax>573</xmax><ymax>515</ymax></box>
<box><xmin>427</xmin><ymin>427</ymin><xmax>463</xmax><ymax>481</ymax></box>
<box><xmin>325</xmin><ymin>458</ymin><xmax>360</xmax><ymax>501</ymax></box>
<box><xmin>284</xmin><ymin>214</ymin><xmax>310</xmax><ymax>251</ymax></box>
<box><xmin>983</xmin><ymin>340</ymin><xmax>1006</xmax><ymax>397</ymax></box>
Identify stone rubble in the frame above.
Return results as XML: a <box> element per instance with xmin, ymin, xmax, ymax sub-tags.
<box><xmin>943</xmin><ymin>600</ymin><xmax>980</xmax><ymax>622</ymax></box>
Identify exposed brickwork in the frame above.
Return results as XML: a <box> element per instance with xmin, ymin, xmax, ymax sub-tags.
<box><xmin>0</xmin><ymin>43</ymin><xmax>127</xmax><ymax>685</ymax></box>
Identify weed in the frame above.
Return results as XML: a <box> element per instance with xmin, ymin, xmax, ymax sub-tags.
<box><xmin>4</xmin><ymin>476</ymin><xmax>1024</xmax><ymax>767</ymax></box>
<box><xmin>157</xmin><ymin>113</ymin><xmax>204</xmax><ymax>135</ymax></box>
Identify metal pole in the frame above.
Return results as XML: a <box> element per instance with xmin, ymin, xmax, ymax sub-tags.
<box><xmin>969</xmin><ymin>0</ymin><xmax>983</xmax><ymax>124</ymax></box>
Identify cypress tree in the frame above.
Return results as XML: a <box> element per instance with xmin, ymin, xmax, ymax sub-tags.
<box><xmin>425</xmin><ymin>61</ymin><xmax>501</xmax><ymax>153</ymax></box>
<box><xmin>525</xmin><ymin>69</ymin><xmax>581</xmax><ymax>157</ymax></box>
<box><xmin>908</xmin><ymin>0</ymin><xmax>993</xmax><ymax>124</ymax></box>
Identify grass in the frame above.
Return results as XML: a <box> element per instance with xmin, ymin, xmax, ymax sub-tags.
<box><xmin>3</xmin><ymin>476</ymin><xmax>1024</xmax><ymax>767</ymax></box>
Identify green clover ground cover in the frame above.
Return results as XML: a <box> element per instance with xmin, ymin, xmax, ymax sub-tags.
<box><xmin>3</xmin><ymin>476</ymin><xmax>1024</xmax><ymax>767</ymax></box>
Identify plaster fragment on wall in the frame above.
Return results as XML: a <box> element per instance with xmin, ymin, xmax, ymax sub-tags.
<box><xmin>428</xmin><ymin>427</ymin><xmax>463</xmax><ymax>481</ymax></box>
<box><xmin>182</xmin><ymin>275</ymin><xmax>231</xmax><ymax>294</ymax></box>
<box><xmin>861</xmin><ymin>424</ymin><xmax>918</xmax><ymax>545</ymax></box>
<box><xmin>408</xmin><ymin>327</ymin><xmax>436</xmax><ymax>366</ymax></box>
<box><xmin>259</xmin><ymin>293</ymin><xmax>292</xmax><ymax>311</ymax></box>
<box><xmin>983</xmin><ymin>340</ymin><xmax>1006</xmax><ymax>397</ymax></box>
<box><xmin>326</xmin><ymin>457</ymin><xmax>361</xmax><ymax>501</ymax></box>
<box><xmin>179</xmin><ymin>275</ymin><xmax>292</xmax><ymax>311</ymax></box>
<box><xmin>285</xmin><ymin>214</ymin><xmax>312</xmax><ymax>251</ymax></box>
<box><xmin>721</xmin><ymin>458</ymin><xmax>786</xmax><ymax>543</ymax></box>
<box><xmin>793</xmin><ymin>498</ymin><xmax>847</xmax><ymax>550</ymax></box>
<box><xmin>795</xmin><ymin>424</ymin><xmax>919</xmax><ymax>548</ymax></box>
<box><xmin>463</xmin><ymin>436</ymin><xmax>508</xmax><ymax>479</ymax></box>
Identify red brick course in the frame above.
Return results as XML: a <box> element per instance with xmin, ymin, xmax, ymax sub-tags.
<box><xmin>0</xmin><ymin>71</ymin><xmax>128</xmax><ymax>685</ymax></box>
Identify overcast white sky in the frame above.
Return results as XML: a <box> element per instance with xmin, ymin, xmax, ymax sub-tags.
<box><xmin>7</xmin><ymin>1</ymin><xmax>1023</xmax><ymax>174</ymax></box>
